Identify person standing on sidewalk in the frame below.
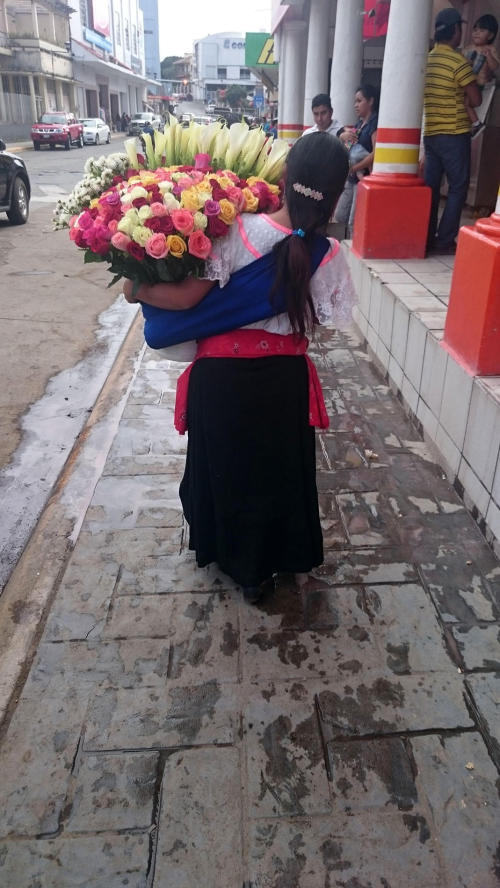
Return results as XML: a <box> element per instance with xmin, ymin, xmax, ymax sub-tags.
<box><xmin>124</xmin><ymin>134</ymin><xmax>355</xmax><ymax>603</ymax></box>
<box><xmin>423</xmin><ymin>7</ymin><xmax>481</xmax><ymax>255</ymax></box>
<box><xmin>302</xmin><ymin>94</ymin><xmax>341</xmax><ymax>138</ymax></box>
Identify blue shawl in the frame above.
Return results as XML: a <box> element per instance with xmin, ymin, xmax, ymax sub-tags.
<box><xmin>141</xmin><ymin>233</ymin><xmax>330</xmax><ymax>348</ymax></box>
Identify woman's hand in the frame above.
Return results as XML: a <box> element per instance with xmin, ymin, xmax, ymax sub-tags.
<box><xmin>339</xmin><ymin>129</ymin><xmax>357</xmax><ymax>146</ymax></box>
<box><xmin>122</xmin><ymin>279</ymin><xmax>146</xmax><ymax>303</ymax></box>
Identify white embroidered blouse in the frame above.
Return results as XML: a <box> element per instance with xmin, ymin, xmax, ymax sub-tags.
<box><xmin>204</xmin><ymin>212</ymin><xmax>357</xmax><ymax>334</ymax></box>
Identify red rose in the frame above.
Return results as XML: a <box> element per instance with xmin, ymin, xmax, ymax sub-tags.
<box><xmin>157</xmin><ymin>215</ymin><xmax>174</xmax><ymax>234</ymax></box>
<box><xmin>112</xmin><ymin>175</ymin><xmax>124</xmax><ymax>186</ymax></box>
<box><xmin>207</xmin><ymin>215</ymin><xmax>229</xmax><ymax>238</ymax></box>
<box><xmin>132</xmin><ymin>197</ymin><xmax>149</xmax><ymax>209</ymax></box>
<box><xmin>126</xmin><ymin>168</ymin><xmax>139</xmax><ymax>179</ymax></box>
<box><xmin>74</xmin><ymin>229</ymin><xmax>87</xmax><ymax>248</ymax></box>
<box><xmin>145</xmin><ymin>217</ymin><xmax>163</xmax><ymax>232</ymax></box>
<box><xmin>126</xmin><ymin>241</ymin><xmax>145</xmax><ymax>260</ymax></box>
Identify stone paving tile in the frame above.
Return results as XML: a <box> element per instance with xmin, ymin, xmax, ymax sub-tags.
<box><xmin>127</xmin><ymin>368</ymin><xmax>178</xmax><ymax>405</ymax></box>
<box><xmin>84</xmin><ymin>680</ymin><xmax>238</xmax><ymax>751</ymax></box>
<box><xmin>84</xmin><ymin>474</ymin><xmax>182</xmax><ymax>532</ymax></box>
<box><xmin>247</xmin><ymin>814</ymin><xmax>441</xmax><ymax>887</ymax></box>
<box><xmin>464</xmin><ymin>674</ymin><xmax>500</xmax><ymax>767</ymax></box>
<box><xmin>450</xmin><ymin>623</ymin><xmax>500</xmax><ymax>671</ymax></box>
<box><xmin>336</xmin><ymin>491</ymin><xmax>397</xmax><ymax>546</ymax></box>
<box><xmin>315</xmin><ymin>671</ymin><xmax>473</xmax><ymax>736</ymax></box>
<box><xmin>74</xmin><ymin>527</ymin><xmax>183</xmax><ymax>570</ymax></box>
<box><xmin>313</xmin><ymin>548</ymin><xmax>418</xmax><ymax>585</ymax></box>
<box><xmin>114</xmin><ymin>553</ymin><xmax>235</xmax><ymax>596</ymax></box>
<box><xmin>43</xmin><ymin>560</ymin><xmax>119</xmax><ymax>642</ymax></box>
<box><xmin>410</xmin><ymin>733</ymin><xmax>500</xmax><ymax>888</ymax></box>
<box><xmin>244</xmin><ymin>690</ymin><xmax>332</xmax><ymax>817</ymax></box>
<box><xmin>0</xmin><ymin>689</ymin><xmax>90</xmax><ymax>837</ymax></box>
<box><xmin>66</xmin><ymin>752</ymin><xmax>158</xmax><ymax>832</ymax></box>
<box><xmin>327</xmin><ymin>736</ymin><xmax>421</xmax><ymax>813</ymax></box>
<box><xmin>419</xmin><ymin>544</ymin><xmax>500</xmax><ymax>625</ymax></box>
<box><xmin>153</xmin><ymin>747</ymin><xmax>242</xmax><ymax>887</ymax></box>
<box><xmin>103</xmin><ymin>451</ymin><xmax>187</xmax><ymax>476</ymax></box>
<box><xmin>318</xmin><ymin>494</ymin><xmax>348</xmax><ymax>548</ymax></box>
<box><xmin>0</xmin><ymin>834</ymin><xmax>149</xmax><ymax>887</ymax></box>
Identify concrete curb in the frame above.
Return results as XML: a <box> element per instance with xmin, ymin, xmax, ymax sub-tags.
<box><xmin>5</xmin><ymin>132</ymin><xmax>126</xmax><ymax>154</ymax></box>
<box><xmin>0</xmin><ymin>313</ymin><xmax>145</xmax><ymax>738</ymax></box>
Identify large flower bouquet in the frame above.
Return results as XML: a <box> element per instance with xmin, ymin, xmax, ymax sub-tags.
<box><xmin>54</xmin><ymin>117</ymin><xmax>289</xmax><ymax>287</ymax></box>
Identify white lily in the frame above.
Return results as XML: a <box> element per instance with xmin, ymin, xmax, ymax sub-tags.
<box><xmin>224</xmin><ymin>121</ymin><xmax>250</xmax><ymax>172</ymax></box>
<box><xmin>236</xmin><ymin>127</ymin><xmax>267</xmax><ymax>180</ymax></box>
<box><xmin>211</xmin><ymin>127</ymin><xmax>230</xmax><ymax>170</ymax></box>
<box><xmin>256</xmin><ymin>138</ymin><xmax>290</xmax><ymax>184</ymax></box>
<box><xmin>124</xmin><ymin>137</ymin><xmax>139</xmax><ymax>169</ymax></box>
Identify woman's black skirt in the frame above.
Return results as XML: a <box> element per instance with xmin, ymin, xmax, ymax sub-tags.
<box><xmin>179</xmin><ymin>355</ymin><xmax>323</xmax><ymax>587</ymax></box>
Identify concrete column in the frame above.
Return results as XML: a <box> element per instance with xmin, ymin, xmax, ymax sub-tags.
<box><xmin>31</xmin><ymin>0</ymin><xmax>39</xmax><ymax>38</ymax></box>
<box><xmin>277</xmin><ymin>20</ymin><xmax>307</xmax><ymax>142</ymax></box>
<box><xmin>330</xmin><ymin>0</ymin><xmax>363</xmax><ymax>127</ymax></box>
<box><xmin>27</xmin><ymin>74</ymin><xmax>37</xmax><ymax>121</ymax></box>
<box><xmin>40</xmin><ymin>76</ymin><xmax>49</xmax><ymax>114</ymax></box>
<box><xmin>352</xmin><ymin>0</ymin><xmax>434</xmax><ymax>259</ymax></box>
<box><xmin>303</xmin><ymin>0</ymin><xmax>330</xmax><ymax>127</ymax></box>
<box><xmin>55</xmin><ymin>79</ymin><xmax>64</xmax><ymax>110</ymax></box>
<box><xmin>49</xmin><ymin>12</ymin><xmax>57</xmax><ymax>44</ymax></box>
<box><xmin>0</xmin><ymin>85</ymin><xmax>6</xmax><ymax>123</ymax></box>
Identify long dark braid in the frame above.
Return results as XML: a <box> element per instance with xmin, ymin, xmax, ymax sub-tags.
<box><xmin>270</xmin><ymin>132</ymin><xmax>349</xmax><ymax>338</ymax></box>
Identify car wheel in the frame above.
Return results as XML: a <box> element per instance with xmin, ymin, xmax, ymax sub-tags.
<box><xmin>106</xmin><ymin>130</ymin><xmax>110</xmax><ymax>143</ymax></box>
<box><xmin>77</xmin><ymin>134</ymin><xmax>83</xmax><ymax>148</ymax></box>
<box><xmin>50</xmin><ymin>143</ymin><xmax>55</xmax><ymax>150</ymax></box>
<box><xmin>33</xmin><ymin>142</ymin><xmax>40</xmax><ymax>151</ymax></box>
<box><xmin>6</xmin><ymin>177</ymin><xmax>29</xmax><ymax>225</ymax></box>
<box><xmin>96</xmin><ymin>133</ymin><xmax>100</xmax><ymax>145</ymax></box>
<box><xmin>64</xmin><ymin>137</ymin><xmax>71</xmax><ymax>150</ymax></box>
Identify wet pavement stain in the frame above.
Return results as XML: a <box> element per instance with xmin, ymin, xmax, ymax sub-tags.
<box><xmin>220</xmin><ymin>621</ymin><xmax>238</xmax><ymax>657</ymax></box>
<box><xmin>402</xmin><ymin>812</ymin><xmax>431</xmax><ymax>844</ymax></box>
<box><xmin>386</xmin><ymin>642</ymin><xmax>411</xmax><ymax>675</ymax></box>
<box><xmin>248</xmin><ymin>632</ymin><xmax>309</xmax><ymax>669</ymax></box>
<box><xmin>330</xmin><ymin>738</ymin><xmax>418</xmax><ymax>811</ymax></box>
<box><xmin>259</xmin><ymin>715</ymin><xmax>312</xmax><ymax>815</ymax></box>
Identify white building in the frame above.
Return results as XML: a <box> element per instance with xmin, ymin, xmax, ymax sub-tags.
<box><xmin>192</xmin><ymin>32</ymin><xmax>258</xmax><ymax>103</ymax></box>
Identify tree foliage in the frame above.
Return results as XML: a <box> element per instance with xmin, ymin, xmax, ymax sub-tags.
<box><xmin>224</xmin><ymin>85</ymin><xmax>248</xmax><ymax>109</ymax></box>
<box><xmin>160</xmin><ymin>56</ymin><xmax>182</xmax><ymax>80</ymax></box>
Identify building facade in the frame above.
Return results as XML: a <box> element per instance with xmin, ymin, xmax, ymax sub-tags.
<box><xmin>192</xmin><ymin>32</ymin><xmax>258</xmax><ymax>103</ymax></box>
<box><xmin>139</xmin><ymin>0</ymin><xmax>160</xmax><ymax>84</ymax></box>
<box><xmin>71</xmin><ymin>0</ymin><xmax>151</xmax><ymax>126</ymax></box>
<box><xmin>0</xmin><ymin>0</ymin><xmax>76</xmax><ymax>141</ymax></box>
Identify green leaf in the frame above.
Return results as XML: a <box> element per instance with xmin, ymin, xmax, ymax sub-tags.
<box><xmin>84</xmin><ymin>251</ymin><xmax>106</xmax><ymax>264</ymax></box>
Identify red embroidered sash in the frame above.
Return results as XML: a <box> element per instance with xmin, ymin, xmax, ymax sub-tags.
<box><xmin>174</xmin><ymin>329</ymin><xmax>329</xmax><ymax>435</ymax></box>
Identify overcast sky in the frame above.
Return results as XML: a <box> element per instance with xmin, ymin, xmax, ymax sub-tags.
<box><xmin>158</xmin><ymin>0</ymin><xmax>271</xmax><ymax>59</ymax></box>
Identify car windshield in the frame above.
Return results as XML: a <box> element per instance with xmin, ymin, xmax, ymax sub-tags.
<box><xmin>81</xmin><ymin>119</ymin><xmax>99</xmax><ymax>126</ymax></box>
<box><xmin>40</xmin><ymin>114</ymin><xmax>66</xmax><ymax>124</ymax></box>
<box><xmin>132</xmin><ymin>114</ymin><xmax>151</xmax><ymax>121</ymax></box>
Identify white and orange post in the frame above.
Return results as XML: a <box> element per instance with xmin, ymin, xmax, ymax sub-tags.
<box><xmin>442</xmin><ymin>186</ymin><xmax>500</xmax><ymax>375</ymax></box>
<box><xmin>277</xmin><ymin>21</ymin><xmax>307</xmax><ymax>142</ymax></box>
<box><xmin>352</xmin><ymin>0</ymin><xmax>433</xmax><ymax>258</ymax></box>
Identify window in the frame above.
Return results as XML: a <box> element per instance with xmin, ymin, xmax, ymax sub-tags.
<box><xmin>217</xmin><ymin>67</ymin><xmax>227</xmax><ymax>78</ymax></box>
<box><xmin>80</xmin><ymin>0</ymin><xmax>88</xmax><ymax>27</ymax></box>
<box><xmin>240</xmin><ymin>68</ymin><xmax>250</xmax><ymax>79</ymax></box>
<box><xmin>115</xmin><ymin>11</ymin><xmax>121</xmax><ymax>45</ymax></box>
<box><xmin>124</xmin><ymin>19</ymin><xmax>130</xmax><ymax>50</ymax></box>
<box><xmin>132</xmin><ymin>24</ymin><xmax>137</xmax><ymax>55</ymax></box>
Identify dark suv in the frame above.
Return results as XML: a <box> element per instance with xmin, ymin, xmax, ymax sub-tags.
<box><xmin>0</xmin><ymin>138</ymin><xmax>30</xmax><ymax>224</ymax></box>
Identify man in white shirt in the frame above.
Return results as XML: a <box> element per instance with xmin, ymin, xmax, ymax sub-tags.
<box><xmin>302</xmin><ymin>93</ymin><xmax>341</xmax><ymax>137</ymax></box>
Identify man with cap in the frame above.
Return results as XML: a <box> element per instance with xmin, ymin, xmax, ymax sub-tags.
<box><xmin>423</xmin><ymin>7</ymin><xmax>481</xmax><ymax>254</ymax></box>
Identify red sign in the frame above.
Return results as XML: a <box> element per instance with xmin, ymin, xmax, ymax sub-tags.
<box><xmin>91</xmin><ymin>0</ymin><xmax>111</xmax><ymax>39</ymax></box>
<box><xmin>363</xmin><ymin>0</ymin><xmax>391</xmax><ymax>39</ymax></box>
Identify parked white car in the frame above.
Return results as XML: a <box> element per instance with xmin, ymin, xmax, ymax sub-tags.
<box><xmin>80</xmin><ymin>118</ymin><xmax>111</xmax><ymax>145</ymax></box>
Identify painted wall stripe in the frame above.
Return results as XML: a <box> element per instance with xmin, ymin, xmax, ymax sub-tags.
<box><xmin>374</xmin><ymin>147</ymin><xmax>420</xmax><ymax>165</ymax></box>
<box><xmin>372</xmin><ymin>163</ymin><xmax>419</xmax><ymax>175</ymax></box>
<box><xmin>375</xmin><ymin>142</ymin><xmax>420</xmax><ymax>152</ymax></box>
<box><xmin>377</xmin><ymin>127</ymin><xmax>421</xmax><ymax>143</ymax></box>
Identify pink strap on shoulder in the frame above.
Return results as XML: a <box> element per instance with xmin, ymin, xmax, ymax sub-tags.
<box><xmin>319</xmin><ymin>238</ymin><xmax>340</xmax><ymax>267</ymax></box>
<box><xmin>236</xmin><ymin>215</ymin><xmax>261</xmax><ymax>260</ymax></box>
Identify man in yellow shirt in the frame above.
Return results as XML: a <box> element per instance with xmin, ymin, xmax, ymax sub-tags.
<box><xmin>423</xmin><ymin>7</ymin><xmax>481</xmax><ymax>254</ymax></box>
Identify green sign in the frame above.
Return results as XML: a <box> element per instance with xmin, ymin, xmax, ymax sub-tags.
<box><xmin>245</xmin><ymin>33</ymin><xmax>277</xmax><ymax>67</ymax></box>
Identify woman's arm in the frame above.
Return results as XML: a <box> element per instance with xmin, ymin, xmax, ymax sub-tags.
<box><xmin>350</xmin><ymin>129</ymin><xmax>377</xmax><ymax>174</ymax></box>
<box><xmin>123</xmin><ymin>276</ymin><xmax>216</xmax><ymax>309</ymax></box>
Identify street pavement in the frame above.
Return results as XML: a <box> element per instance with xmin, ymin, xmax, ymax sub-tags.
<box><xmin>0</xmin><ymin>321</ymin><xmax>499</xmax><ymax>887</ymax></box>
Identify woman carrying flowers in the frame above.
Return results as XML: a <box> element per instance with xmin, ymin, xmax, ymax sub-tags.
<box><xmin>126</xmin><ymin>133</ymin><xmax>355</xmax><ymax>603</ymax></box>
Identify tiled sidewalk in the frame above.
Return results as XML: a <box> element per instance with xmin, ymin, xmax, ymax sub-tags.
<box><xmin>0</xmin><ymin>325</ymin><xmax>499</xmax><ymax>887</ymax></box>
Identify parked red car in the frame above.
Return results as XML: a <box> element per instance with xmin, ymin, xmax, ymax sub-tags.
<box><xmin>31</xmin><ymin>112</ymin><xmax>84</xmax><ymax>151</ymax></box>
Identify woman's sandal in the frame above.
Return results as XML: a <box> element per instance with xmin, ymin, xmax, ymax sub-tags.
<box><xmin>242</xmin><ymin>576</ymin><xmax>275</xmax><ymax>605</ymax></box>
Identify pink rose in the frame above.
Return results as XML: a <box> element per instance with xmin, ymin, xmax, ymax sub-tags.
<box><xmin>195</xmin><ymin>153</ymin><xmax>211</xmax><ymax>171</ymax></box>
<box><xmin>145</xmin><ymin>232</ymin><xmax>169</xmax><ymax>259</ymax></box>
<box><xmin>77</xmin><ymin>210</ymin><xmax>94</xmax><ymax>229</ymax></box>
<box><xmin>171</xmin><ymin>209</ymin><xmax>194</xmax><ymax>235</ymax></box>
<box><xmin>108</xmin><ymin>219</ymin><xmax>119</xmax><ymax>234</ymax></box>
<box><xmin>267</xmin><ymin>192</ymin><xmax>281</xmax><ymax>212</ymax></box>
<box><xmin>111</xmin><ymin>231</ymin><xmax>131</xmax><ymax>251</ymax></box>
<box><xmin>188</xmin><ymin>230</ymin><xmax>212</xmax><ymax>260</ymax></box>
<box><xmin>150</xmin><ymin>202</ymin><xmax>169</xmax><ymax>217</ymax></box>
<box><xmin>226</xmin><ymin>186</ymin><xmax>245</xmax><ymax>212</ymax></box>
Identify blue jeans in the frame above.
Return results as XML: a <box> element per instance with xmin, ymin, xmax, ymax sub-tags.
<box><xmin>424</xmin><ymin>133</ymin><xmax>471</xmax><ymax>248</ymax></box>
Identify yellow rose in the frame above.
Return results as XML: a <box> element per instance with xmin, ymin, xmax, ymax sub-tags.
<box><xmin>193</xmin><ymin>211</ymin><xmax>208</xmax><ymax>231</ymax></box>
<box><xmin>132</xmin><ymin>226</ymin><xmax>152</xmax><ymax>247</ymax></box>
<box><xmin>166</xmin><ymin>234</ymin><xmax>187</xmax><ymax>258</ymax></box>
<box><xmin>195</xmin><ymin>189</ymin><xmax>212</xmax><ymax>204</ymax></box>
<box><xmin>217</xmin><ymin>176</ymin><xmax>234</xmax><ymax>190</ymax></box>
<box><xmin>139</xmin><ymin>173</ymin><xmax>156</xmax><ymax>185</ymax></box>
<box><xmin>242</xmin><ymin>188</ymin><xmax>259</xmax><ymax>213</ymax></box>
<box><xmin>138</xmin><ymin>204</ymin><xmax>153</xmax><ymax>221</ymax></box>
<box><xmin>180</xmin><ymin>188</ymin><xmax>202</xmax><ymax>212</ymax></box>
<box><xmin>246</xmin><ymin>176</ymin><xmax>280</xmax><ymax>194</ymax></box>
<box><xmin>89</xmin><ymin>198</ymin><xmax>99</xmax><ymax>209</ymax></box>
<box><xmin>218</xmin><ymin>198</ymin><xmax>237</xmax><ymax>225</ymax></box>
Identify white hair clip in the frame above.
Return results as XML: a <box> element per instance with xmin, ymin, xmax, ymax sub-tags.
<box><xmin>292</xmin><ymin>182</ymin><xmax>324</xmax><ymax>201</ymax></box>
